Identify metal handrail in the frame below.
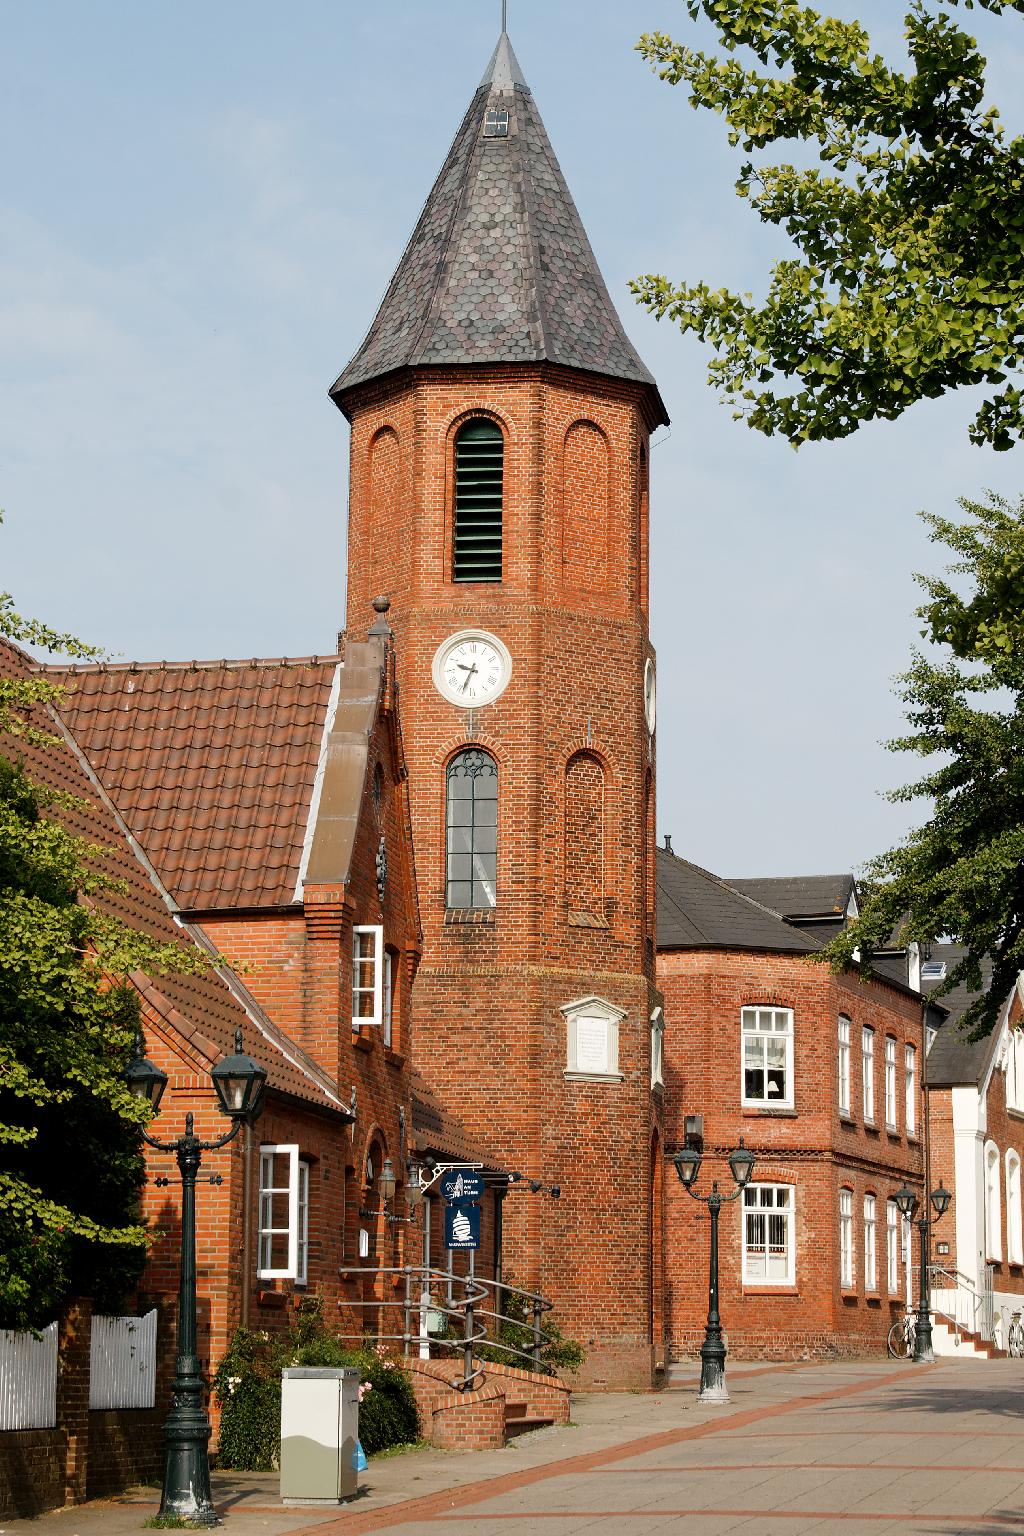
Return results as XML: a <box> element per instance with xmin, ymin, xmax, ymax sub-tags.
<box><xmin>337</xmin><ymin>1265</ymin><xmax>555</xmax><ymax>1392</ymax></box>
<box><xmin>927</xmin><ymin>1265</ymin><xmax>986</xmax><ymax>1344</ymax></box>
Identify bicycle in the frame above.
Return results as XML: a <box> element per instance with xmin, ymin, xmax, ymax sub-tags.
<box><xmin>1008</xmin><ymin>1311</ymin><xmax>1024</xmax><ymax>1358</ymax></box>
<box><xmin>887</xmin><ymin>1314</ymin><xmax>917</xmax><ymax>1359</ymax></box>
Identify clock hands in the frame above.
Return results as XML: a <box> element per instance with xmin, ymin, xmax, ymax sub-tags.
<box><xmin>459</xmin><ymin>663</ymin><xmax>479</xmax><ymax>693</ymax></box>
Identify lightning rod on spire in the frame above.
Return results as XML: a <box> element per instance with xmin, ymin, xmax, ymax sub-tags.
<box><xmin>502</xmin><ymin>1</ymin><xmax>508</xmax><ymax>34</ymax></box>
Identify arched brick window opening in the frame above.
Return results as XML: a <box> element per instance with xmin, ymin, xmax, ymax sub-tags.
<box><xmin>453</xmin><ymin>419</ymin><xmax>503</xmax><ymax>582</ymax></box>
<box><xmin>369</xmin><ymin>427</ymin><xmax>401</xmax><ymax>596</ymax></box>
<box><xmin>446</xmin><ymin>749</ymin><xmax>498</xmax><ymax>909</ymax></box>
<box><xmin>1006</xmin><ymin>1151</ymin><xmax>1023</xmax><ymax>1266</ymax></box>
<box><xmin>563</xmin><ymin>421</ymin><xmax>609</xmax><ymax>593</ymax></box>
<box><xmin>565</xmin><ymin>751</ymin><xmax>604</xmax><ymax>919</ymax></box>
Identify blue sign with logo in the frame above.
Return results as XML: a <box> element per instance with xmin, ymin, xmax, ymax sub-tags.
<box><xmin>444</xmin><ymin>1200</ymin><xmax>481</xmax><ymax>1251</ymax></box>
<box><xmin>439</xmin><ymin>1170</ymin><xmax>483</xmax><ymax>1203</ymax></box>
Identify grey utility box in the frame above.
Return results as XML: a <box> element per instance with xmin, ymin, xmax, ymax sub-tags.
<box><xmin>280</xmin><ymin>1367</ymin><xmax>360</xmax><ymax>1505</ymax></box>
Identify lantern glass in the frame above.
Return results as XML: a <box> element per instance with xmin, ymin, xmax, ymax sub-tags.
<box><xmin>406</xmin><ymin>1179</ymin><xmax>424</xmax><ymax>1209</ymax></box>
<box><xmin>673</xmin><ymin>1145</ymin><xmax>702</xmax><ymax>1187</ymax></box>
<box><xmin>893</xmin><ymin>1183</ymin><xmax>918</xmax><ymax>1220</ymax></box>
<box><xmin>728</xmin><ymin>1138</ymin><xmax>755</xmax><ymax>1189</ymax></box>
<box><xmin>125</xmin><ymin>1035</ymin><xmax>168</xmax><ymax>1112</ymax></box>
<box><xmin>380</xmin><ymin>1157</ymin><xmax>397</xmax><ymax>1202</ymax></box>
<box><xmin>211</xmin><ymin>1029</ymin><xmax>268</xmax><ymax>1121</ymax></box>
<box><xmin>930</xmin><ymin>1181</ymin><xmax>952</xmax><ymax>1219</ymax></box>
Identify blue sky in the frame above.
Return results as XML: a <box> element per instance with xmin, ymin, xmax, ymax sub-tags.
<box><xmin>3</xmin><ymin>1</ymin><xmax>1021</xmax><ymax>877</ymax></box>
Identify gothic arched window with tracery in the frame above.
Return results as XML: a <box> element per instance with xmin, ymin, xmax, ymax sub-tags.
<box><xmin>446</xmin><ymin>749</ymin><xmax>498</xmax><ymax>908</ymax></box>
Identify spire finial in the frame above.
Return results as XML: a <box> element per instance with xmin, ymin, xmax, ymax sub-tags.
<box><xmin>502</xmin><ymin>0</ymin><xmax>507</xmax><ymax>34</ymax></box>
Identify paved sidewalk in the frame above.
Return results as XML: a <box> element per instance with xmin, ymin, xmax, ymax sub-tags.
<box><xmin>6</xmin><ymin>1359</ymin><xmax>1023</xmax><ymax>1536</ymax></box>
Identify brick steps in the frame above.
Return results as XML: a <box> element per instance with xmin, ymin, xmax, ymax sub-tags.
<box><xmin>932</xmin><ymin>1321</ymin><xmax>1007</xmax><ymax>1359</ymax></box>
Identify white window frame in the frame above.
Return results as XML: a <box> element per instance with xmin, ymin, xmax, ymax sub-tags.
<box><xmin>838</xmin><ymin>1017</ymin><xmax>851</xmax><ymax>1116</ymax></box>
<box><xmin>986</xmin><ymin>1141</ymin><xmax>1003</xmax><ymax>1261</ymax></box>
<box><xmin>862</xmin><ymin>1027</ymin><xmax>875</xmax><ymax>1122</ymax></box>
<box><xmin>840</xmin><ymin>1189</ymin><xmax>854</xmax><ymax>1288</ymax></box>
<box><xmin>562</xmin><ymin>995</ymin><xmax>626</xmax><ymax>1082</ymax></box>
<box><xmin>352</xmin><ymin>925</ymin><xmax>384</xmax><ymax>1028</ymax></box>
<box><xmin>884</xmin><ymin>1036</ymin><xmax>897</xmax><ymax>1130</ymax></box>
<box><xmin>258</xmin><ymin>1144</ymin><xmax>300</xmax><ymax>1280</ymax></box>
<box><xmin>650</xmin><ymin>1006</ymin><xmax>665</xmax><ymax>1090</ymax></box>
<box><xmin>864</xmin><ymin>1194</ymin><xmax>877</xmax><ymax>1291</ymax></box>
<box><xmin>741</xmin><ymin>1183</ymin><xmax>795</xmax><ymax>1286</ymax></box>
<box><xmin>1007</xmin><ymin>1029</ymin><xmax>1024</xmax><ymax>1113</ymax></box>
<box><xmin>741</xmin><ymin>1007</ymin><xmax>794</xmax><ymax>1110</ymax></box>
<box><xmin>382</xmin><ymin>949</ymin><xmax>394</xmax><ymax>1048</ymax></box>
<box><xmin>886</xmin><ymin>1199</ymin><xmax>899</xmax><ymax>1294</ymax></box>
<box><xmin>1006</xmin><ymin>1150</ymin><xmax>1023</xmax><ymax>1266</ymax></box>
<box><xmin>905</xmin><ymin>1044</ymin><xmax>917</xmax><ymax>1135</ymax></box>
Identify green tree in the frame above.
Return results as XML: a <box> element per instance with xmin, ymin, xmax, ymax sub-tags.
<box><xmin>633</xmin><ymin>1</ymin><xmax>1024</xmax><ymax>448</ymax></box>
<box><xmin>0</xmin><ymin>580</ymin><xmax>204</xmax><ymax>1330</ymax></box>
<box><xmin>821</xmin><ymin>492</ymin><xmax>1024</xmax><ymax>1036</ymax></box>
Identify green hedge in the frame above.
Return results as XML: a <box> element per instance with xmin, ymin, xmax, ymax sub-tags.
<box><xmin>213</xmin><ymin>1299</ymin><xmax>418</xmax><ymax>1469</ymax></box>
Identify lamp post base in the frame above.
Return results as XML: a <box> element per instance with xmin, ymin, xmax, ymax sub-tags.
<box><xmin>912</xmin><ymin>1309</ymin><xmax>935</xmax><ymax>1365</ymax></box>
<box><xmin>697</xmin><ymin>1335</ymin><xmax>729</xmax><ymax>1403</ymax></box>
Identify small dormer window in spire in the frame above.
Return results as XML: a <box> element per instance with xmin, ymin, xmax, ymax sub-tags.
<box><xmin>484</xmin><ymin>107</ymin><xmax>509</xmax><ymax>138</ymax></box>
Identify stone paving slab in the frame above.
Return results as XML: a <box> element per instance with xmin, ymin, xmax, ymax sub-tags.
<box><xmin>4</xmin><ymin>1360</ymin><xmax>1024</xmax><ymax>1536</ymax></box>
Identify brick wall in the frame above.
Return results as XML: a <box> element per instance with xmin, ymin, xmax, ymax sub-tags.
<box><xmin>341</xmin><ymin>362</ymin><xmax>664</xmax><ymax>1388</ymax></box>
<box><xmin>658</xmin><ymin>949</ymin><xmax>925</xmax><ymax>1359</ymax></box>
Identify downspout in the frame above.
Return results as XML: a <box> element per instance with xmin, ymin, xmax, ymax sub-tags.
<box><xmin>241</xmin><ymin>1122</ymin><xmax>254</xmax><ymax>1327</ymax></box>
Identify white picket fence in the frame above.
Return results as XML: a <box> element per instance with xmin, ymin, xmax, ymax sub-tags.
<box><xmin>0</xmin><ymin>1311</ymin><xmax>158</xmax><ymax>1430</ymax></box>
<box><xmin>89</xmin><ymin>1310</ymin><xmax>157</xmax><ymax>1410</ymax></box>
<box><xmin>0</xmin><ymin>1322</ymin><xmax>58</xmax><ymax>1430</ymax></box>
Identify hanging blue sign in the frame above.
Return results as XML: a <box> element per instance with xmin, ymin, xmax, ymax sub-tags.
<box><xmin>439</xmin><ymin>1170</ymin><xmax>483</xmax><ymax>1203</ymax></box>
<box><xmin>444</xmin><ymin>1200</ymin><xmax>481</xmax><ymax>1251</ymax></box>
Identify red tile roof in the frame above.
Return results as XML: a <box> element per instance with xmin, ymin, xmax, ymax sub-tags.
<box><xmin>2</xmin><ymin>640</ymin><xmax>345</xmax><ymax>1114</ymax></box>
<box><xmin>48</xmin><ymin>657</ymin><xmax>340</xmax><ymax>911</ymax></box>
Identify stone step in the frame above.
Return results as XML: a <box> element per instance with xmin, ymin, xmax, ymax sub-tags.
<box><xmin>504</xmin><ymin>1412</ymin><xmax>555</xmax><ymax>1439</ymax></box>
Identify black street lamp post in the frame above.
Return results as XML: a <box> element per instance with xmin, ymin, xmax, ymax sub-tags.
<box><xmin>893</xmin><ymin>1179</ymin><xmax>953</xmax><ymax>1364</ymax></box>
<box><xmin>126</xmin><ymin>1028</ymin><xmax>267</xmax><ymax>1525</ymax></box>
<box><xmin>672</xmin><ymin>1138</ymin><xmax>755</xmax><ymax>1403</ymax></box>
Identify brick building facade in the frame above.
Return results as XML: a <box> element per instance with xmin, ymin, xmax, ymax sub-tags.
<box><xmin>656</xmin><ymin>852</ymin><xmax>926</xmax><ymax>1359</ymax></box>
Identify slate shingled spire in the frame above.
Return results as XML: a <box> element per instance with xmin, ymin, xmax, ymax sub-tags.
<box><xmin>331</xmin><ymin>32</ymin><xmax>667</xmax><ymax>423</ymax></box>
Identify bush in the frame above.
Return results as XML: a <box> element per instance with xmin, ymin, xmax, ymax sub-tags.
<box><xmin>213</xmin><ymin>1297</ymin><xmax>418</xmax><ymax>1469</ymax></box>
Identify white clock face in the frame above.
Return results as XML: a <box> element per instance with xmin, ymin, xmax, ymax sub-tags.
<box><xmin>644</xmin><ymin>658</ymin><xmax>656</xmax><ymax>735</ymax></box>
<box><xmin>432</xmin><ymin>630</ymin><xmax>512</xmax><ymax>709</ymax></box>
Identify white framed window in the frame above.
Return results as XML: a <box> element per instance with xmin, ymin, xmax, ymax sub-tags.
<box><xmin>1007</xmin><ymin>1028</ymin><xmax>1024</xmax><ymax>1112</ymax></box>
<box><xmin>562</xmin><ymin>995</ymin><xmax>625</xmax><ymax>1082</ymax></box>
<box><xmin>741</xmin><ymin>1007</ymin><xmax>794</xmax><ymax>1109</ymax></box>
<box><xmin>864</xmin><ymin>1194</ymin><xmax>877</xmax><ymax>1291</ymax></box>
<box><xmin>838</xmin><ymin>1017</ymin><xmax>851</xmax><ymax>1116</ymax></box>
<box><xmin>986</xmin><ymin>1141</ymin><xmax>1003</xmax><ymax>1261</ymax></box>
<box><xmin>862</xmin><ymin>1027</ymin><xmax>875</xmax><ymax>1121</ymax></box>
<box><xmin>382</xmin><ymin>949</ymin><xmax>394</xmax><ymax>1048</ymax></box>
<box><xmin>1006</xmin><ymin>1151</ymin><xmax>1023</xmax><ymax>1265</ymax></box>
<box><xmin>352</xmin><ymin>925</ymin><xmax>384</xmax><ymax>1027</ymax></box>
<box><xmin>885</xmin><ymin>1037</ymin><xmax>897</xmax><ymax>1129</ymax></box>
<box><xmin>259</xmin><ymin>1145</ymin><xmax>304</xmax><ymax>1280</ymax></box>
<box><xmin>742</xmin><ymin>1184</ymin><xmax>794</xmax><ymax>1285</ymax></box>
<box><xmin>905</xmin><ymin>1044</ymin><xmax>917</xmax><ymax>1134</ymax></box>
<box><xmin>886</xmin><ymin>1199</ymin><xmax>899</xmax><ymax>1294</ymax></box>
<box><xmin>840</xmin><ymin>1189</ymin><xmax>854</xmax><ymax>1288</ymax></box>
<box><xmin>650</xmin><ymin>1006</ymin><xmax>665</xmax><ymax>1089</ymax></box>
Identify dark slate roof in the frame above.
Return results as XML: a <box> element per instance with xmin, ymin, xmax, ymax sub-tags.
<box><xmin>923</xmin><ymin>944</ymin><xmax>1001</xmax><ymax>1087</ymax></box>
<box><xmin>331</xmin><ymin>33</ymin><xmax>668</xmax><ymax>423</ymax></box>
<box><xmin>656</xmin><ymin>850</ymin><xmax>821</xmax><ymax>954</ymax></box>
<box><xmin>727</xmin><ymin>874</ymin><xmax>856</xmax><ymax>922</ymax></box>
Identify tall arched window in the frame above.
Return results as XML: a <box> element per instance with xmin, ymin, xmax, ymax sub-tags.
<box><xmin>453</xmin><ymin>419</ymin><xmax>503</xmax><ymax>583</ymax></box>
<box><xmin>985</xmin><ymin>1141</ymin><xmax>1003</xmax><ymax>1261</ymax></box>
<box><xmin>446</xmin><ymin>749</ymin><xmax>498</xmax><ymax>909</ymax></box>
<box><xmin>1006</xmin><ymin>1150</ymin><xmax>1023</xmax><ymax>1265</ymax></box>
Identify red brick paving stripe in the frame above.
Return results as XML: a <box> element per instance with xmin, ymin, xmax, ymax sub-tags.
<box><xmin>432</xmin><ymin>1513</ymin><xmax>1022</xmax><ymax>1526</ymax></box>
<box><xmin>287</xmin><ymin>1368</ymin><xmax>938</xmax><ymax>1536</ymax></box>
<box><xmin>582</xmin><ymin>1462</ymin><xmax>1024</xmax><ymax>1474</ymax></box>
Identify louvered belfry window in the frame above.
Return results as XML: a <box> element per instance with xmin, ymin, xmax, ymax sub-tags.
<box><xmin>454</xmin><ymin>419</ymin><xmax>503</xmax><ymax>582</ymax></box>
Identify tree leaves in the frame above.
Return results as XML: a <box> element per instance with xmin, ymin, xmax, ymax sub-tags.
<box><xmin>820</xmin><ymin>494</ymin><xmax>1024</xmax><ymax>1036</ymax></box>
<box><xmin>634</xmin><ymin>3</ymin><xmax>1024</xmax><ymax>447</ymax></box>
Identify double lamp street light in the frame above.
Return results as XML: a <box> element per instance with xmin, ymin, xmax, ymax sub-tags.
<box><xmin>893</xmin><ymin>1177</ymin><xmax>952</xmax><ymax>1364</ymax></box>
<box><xmin>672</xmin><ymin>1137</ymin><xmax>755</xmax><ymax>1405</ymax></box>
<box><xmin>126</xmin><ymin>1027</ymin><xmax>268</xmax><ymax>1527</ymax></box>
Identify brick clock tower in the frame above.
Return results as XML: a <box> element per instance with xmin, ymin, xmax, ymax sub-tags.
<box><xmin>331</xmin><ymin>32</ymin><xmax>670</xmax><ymax>1388</ymax></box>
